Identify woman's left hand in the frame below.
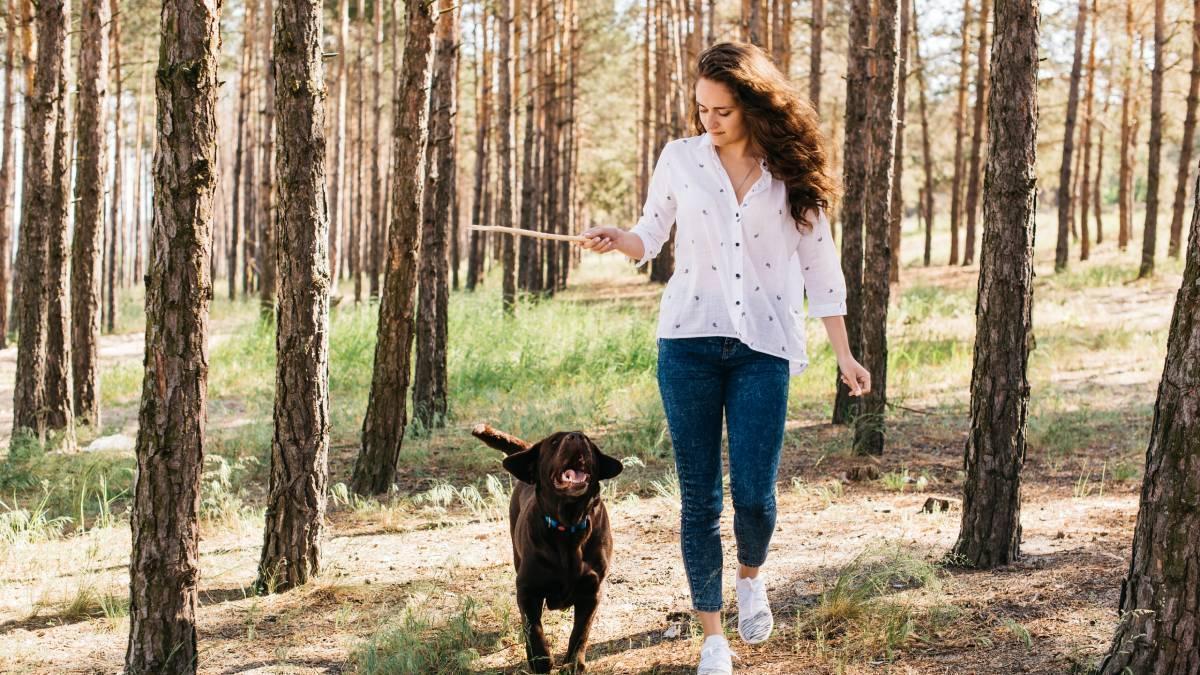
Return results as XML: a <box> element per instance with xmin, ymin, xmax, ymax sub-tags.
<box><xmin>837</xmin><ymin>356</ymin><xmax>871</xmax><ymax>396</ymax></box>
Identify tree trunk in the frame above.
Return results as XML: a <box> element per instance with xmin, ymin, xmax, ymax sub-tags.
<box><xmin>1080</xmin><ymin>0</ymin><xmax>1098</xmax><ymax>262</ymax></box>
<box><xmin>832</xmin><ymin>0</ymin><xmax>871</xmax><ymax>426</ymax></box>
<box><xmin>258</xmin><ymin>0</ymin><xmax>277</xmax><ymax>311</ymax></box>
<box><xmin>1139</xmin><ymin>0</ymin><xmax>1165</xmax><ymax>278</ymax></box>
<box><xmin>888</xmin><ymin>0</ymin><xmax>910</xmax><ymax>285</ymax></box>
<box><xmin>257</xmin><ymin>0</ymin><xmax>329</xmax><ymax>593</ymax></box>
<box><xmin>1095</xmin><ymin>60</ymin><xmax>1110</xmax><ymax>246</ymax></box>
<box><xmin>327</xmin><ymin>0</ymin><xmax>347</xmax><ymax>293</ymax></box>
<box><xmin>1118</xmin><ymin>1</ymin><xmax>1135</xmax><ymax>252</ymax></box>
<box><xmin>42</xmin><ymin>0</ymin><xmax>73</xmax><ymax>439</ymax></box>
<box><xmin>413</xmin><ymin>0</ymin><xmax>457</xmax><ymax>431</ymax></box>
<box><xmin>0</xmin><ymin>0</ymin><xmax>15</xmax><ymax>349</ymax></box>
<box><xmin>1098</xmin><ymin>155</ymin><xmax>1200</xmax><ymax>675</ymax></box>
<box><xmin>106</xmin><ymin>0</ymin><xmax>123</xmax><ymax>332</ymax></box>
<box><xmin>70</xmin><ymin>0</ymin><xmax>109</xmax><ymax>429</ymax></box>
<box><xmin>500</xmin><ymin>0</ymin><xmax>517</xmax><ymax>315</ymax></box>
<box><xmin>368</xmin><ymin>0</ymin><xmax>384</xmax><ymax>300</ymax></box>
<box><xmin>132</xmin><ymin>65</ymin><xmax>149</xmax><ymax>286</ymax></box>
<box><xmin>855</xmin><ymin>0</ymin><xmax>899</xmax><ymax>455</ymax></box>
<box><xmin>1168</xmin><ymin>0</ymin><xmax>1200</xmax><ymax>260</ymax></box>
<box><xmin>468</xmin><ymin>3</ymin><xmax>491</xmax><ymax>292</ymax></box>
<box><xmin>124</xmin><ymin>0</ymin><xmax>219</xmax><ymax>669</ymax></box>
<box><xmin>11</xmin><ymin>0</ymin><xmax>68</xmax><ymax>444</ymax></box>
<box><xmin>949</xmin><ymin>0</ymin><xmax>971</xmax><ymax>266</ymax></box>
<box><xmin>649</xmin><ymin>0</ymin><xmax>675</xmax><ymax>284</ymax></box>
<box><xmin>243</xmin><ymin>58</ymin><xmax>259</xmax><ymax>296</ymax></box>
<box><xmin>6</xmin><ymin>0</ymin><xmax>34</xmax><ymax>338</ymax></box>
<box><xmin>952</xmin><ymin>0</ymin><xmax>1039</xmax><ymax>570</ymax></box>
<box><xmin>913</xmin><ymin>2</ymin><xmax>934</xmax><ymax>268</ymax></box>
<box><xmin>1055</xmin><ymin>0</ymin><xmax>1087</xmax><ymax>272</ymax></box>
<box><xmin>231</xmin><ymin>5</ymin><xmax>254</xmax><ymax>301</ymax></box>
<box><xmin>811</xmin><ymin>0</ymin><xmax>823</xmax><ymax>113</ymax></box>
<box><xmin>961</xmin><ymin>0</ymin><xmax>989</xmax><ymax>267</ymax></box>
<box><xmin>350</xmin><ymin>0</ymin><xmax>436</xmax><ymax>496</ymax></box>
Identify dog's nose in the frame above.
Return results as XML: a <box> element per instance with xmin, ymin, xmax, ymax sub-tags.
<box><xmin>566</xmin><ymin>432</ymin><xmax>581</xmax><ymax>441</ymax></box>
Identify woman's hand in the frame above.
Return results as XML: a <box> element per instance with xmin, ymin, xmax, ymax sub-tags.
<box><xmin>578</xmin><ymin>226</ymin><xmax>627</xmax><ymax>254</ymax></box>
<box><xmin>837</xmin><ymin>355</ymin><xmax>871</xmax><ymax>396</ymax></box>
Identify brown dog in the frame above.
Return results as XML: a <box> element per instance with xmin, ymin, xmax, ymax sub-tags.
<box><xmin>471</xmin><ymin>423</ymin><xmax>624</xmax><ymax>673</ymax></box>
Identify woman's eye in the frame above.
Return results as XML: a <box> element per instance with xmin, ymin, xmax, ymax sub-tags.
<box><xmin>718</xmin><ymin>112</ymin><xmax>731</xmax><ymax>117</ymax></box>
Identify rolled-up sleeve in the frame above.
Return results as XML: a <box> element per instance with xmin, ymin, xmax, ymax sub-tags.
<box><xmin>797</xmin><ymin>207</ymin><xmax>847</xmax><ymax>318</ymax></box>
<box><xmin>628</xmin><ymin>142</ymin><xmax>677</xmax><ymax>268</ymax></box>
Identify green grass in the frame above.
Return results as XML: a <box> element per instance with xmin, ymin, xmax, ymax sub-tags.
<box><xmin>350</xmin><ymin>597</ymin><xmax>507</xmax><ymax>675</ymax></box>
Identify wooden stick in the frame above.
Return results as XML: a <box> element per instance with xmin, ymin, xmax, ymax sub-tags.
<box><xmin>467</xmin><ymin>224</ymin><xmax>589</xmax><ymax>243</ymax></box>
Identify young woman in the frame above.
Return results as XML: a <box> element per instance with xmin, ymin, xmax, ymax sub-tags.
<box><xmin>578</xmin><ymin>42</ymin><xmax>871</xmax><ymax>674</ymax></box>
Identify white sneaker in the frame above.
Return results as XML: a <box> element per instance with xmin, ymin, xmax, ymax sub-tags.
<box><xmin>736</xmin><ymin>573</ymin><xmax>774</xmax><ymax>644</ymax></box>
<box><xmin>697</xmin><ymin>634</ymin><xmax>737</xmax><ymax>675</ymax></box>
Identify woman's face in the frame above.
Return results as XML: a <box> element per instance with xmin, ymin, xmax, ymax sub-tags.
<box><xmin>696</xmin><ymin>77</ymin><xmax>747</xmax><ymax>148</ymax></box>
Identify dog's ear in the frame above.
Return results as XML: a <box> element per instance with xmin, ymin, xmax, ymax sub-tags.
<box><xmin>592</xmin><ymin>441</ymin><xmax>624</xmax><ymax>481</ymax></box>
<box><xmin>502</xmin><ymin>443</ymin><xmax>541</xmax><ymax>484</ymax></box>
<box><xmin>472</xmin><ymin>423</ymin><xmax>531</xmax><ymax>457</ymax></box>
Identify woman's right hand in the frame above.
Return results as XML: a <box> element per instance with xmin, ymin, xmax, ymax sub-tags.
<box><xmin>578</xmin><ymin>226</ymin><xmax>627</xmax><ymax>253</ymax></box>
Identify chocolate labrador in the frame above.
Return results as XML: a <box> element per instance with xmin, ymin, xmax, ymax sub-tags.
<box><xmin>471</xmin><ymin>423</ymin><xmax>624</xmax><ymax>673</ymax></box>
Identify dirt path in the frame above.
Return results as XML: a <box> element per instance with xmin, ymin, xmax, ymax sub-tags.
<box><xmin>0</xmin><ymin>477</ymin><xmax>1138</xmax><ymax>674</ymax></box>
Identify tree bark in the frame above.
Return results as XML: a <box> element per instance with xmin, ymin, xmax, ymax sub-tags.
<box><xmin>413</xmin><ymin>0</ymin><xmax>458</xmax><ymax>430</ymax></box>
<box><xmin>1139</xmin><ymin>0</ymin><xmax>1165</xmax><ymax>279</ymax></box>
<box><xmin>832</xmin><ymin>0</ymin><xmax>871</xmax><ymax>426</ymax></box>
<box><xmin>888</xmin><ymin>0</ymin><xmax>910</xmax><ymax>285</ymax></box>
<box><xmin>500</xmin><ymin>0</ymin><xmax>516</xmax><ymax>315</ymax></box>
<box><xmin>368</xmin><ymin>0</ymin><xmax>384</xmax><ymax>300</ymax></box>
<box><xmin>132</xmin><ymin>65</ymin><xmax>149</xmax><ymax>286</ymax></box>
<box><xmin>70</xmin><ymin>0</ymin><xmax>110</xmax><ymax>428</ymax></box>
<box><xmin>105</xmin><ymin>0</ymin><xmax>123</xmax><ymax>332</ymax></box>
<box><xmin>952</xmin><ymin>0</ymin><xmax>1039</xmax><ymax>570</ymax></box>
<box><xmin>949</xmin><ymin>0</ymin><xmax>971</xmax><ymax>266</ymax></box>
<box><xmin>649</xmin><ymin>0</ymin><xmax>675</xmax><ymax>283</ymax></box>
<box><xmin>124</xmin><ymin>0</ymin><xmax>220</xmax><ymax>669</ymax></box>
<box><xmin>961</xmin><ymin>0</ymin><xmax>989</xmax><ymax>267</ymax></box>
<box><xmin>1168</xmin><ymin>0</ymin><xmax>1200</xmax><ymax>260</ymax></box>
<box><xmin>1079</xmin><ymin>0</ymin><xmax>1097</xmax><ymax>262</ymax></box>
<box><xmin>231</xmin><ymin>7</ymin><xmax>254</xmax><ymax>301</ymax></box>
<box><xmin>257</xmin><ymin>0</ymin><xmax>329</xmax><ymax>593</ymax></box>
<box><xmin>1055</xmin><ymin>0</ymin><xmax>1087</xmax><ymax>272</ymax></box>
<box><xmin>1118</xmin><ymin>1</ymin><xmax>1136</xmax><ymax>252</ymax></box>
<box><xmin>328</xmin><ymin>0</ymin><xmax>348</xmax><ymax>294</ymax></box>
<box><xmin>0</xmin><ymin>0</ymin><xmax>16</xmax><ymax>349</ymax></box>
<box><xmin>350</xmin><ymin>0</ymin><xmax>436</xmax><ymax>496</ymax></box>
<box><xmin>11</xmin><ymin>0</ymin><xmax>68</xmax><ymax>444</ymax></box>
<box><xmin>1098</xmin><ymin>151</ymin><xmax>1200</xmax><ymax>675</ymax></box>
<box><xmin>811</xmin><ymin>0</ymin><xmax>823</xmax><ymax>113</ymax></box>
<box><xmin>258</xmin><ymin>0</ymin><xmax>277</xmax><ymax>311</ymax></box>
<box><xmin>42</xmin><ymin>0</ymin><xmax>73</xmax><ymax>439</ymax></box>
<box><xmin>913</xmin><ymin>2</ymin><xmax>934</xmax><ymax>268</ymax></box>
<box><xmin>855</xmin><ymin>0</ymin><xmax>899</xmax><ymax>455</ymax></box>
<box><xmin>468</xmin><ymin>2</ymin><xmax>491</xmax><ymax>292</ymax></box>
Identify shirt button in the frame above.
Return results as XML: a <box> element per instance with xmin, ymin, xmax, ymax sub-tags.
<box><xmin>735</xmin><ymin>273</ymin><xmax>741</xmax><ymax>279</ymax></box>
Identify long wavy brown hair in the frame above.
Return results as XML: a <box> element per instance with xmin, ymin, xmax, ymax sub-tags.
<box><xmin>693</xmin><ymin>42</ymin><xmax>840</xmax><ymax>231</ymax></box>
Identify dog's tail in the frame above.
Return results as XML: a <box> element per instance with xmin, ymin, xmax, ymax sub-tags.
<box><xmin>471</xmin><ymin>423</ymin><xmax>532</xmax><ymax>456</ymax></box>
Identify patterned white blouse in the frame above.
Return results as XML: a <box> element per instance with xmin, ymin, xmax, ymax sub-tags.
<box><xmin>629</xmin><ymin>132</ymin><xmax>848</xmax><ymax>376</ymax></box>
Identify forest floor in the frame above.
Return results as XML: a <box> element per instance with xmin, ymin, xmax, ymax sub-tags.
<box><xmin>0</xmin><ymin>215</ymin><xmax>1186</xmax><ymax>674</ymax></box>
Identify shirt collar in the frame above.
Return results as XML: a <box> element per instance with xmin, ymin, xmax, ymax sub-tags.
<box><xmin>697</xmin><ymin>132</ymin><xmax>772</xmax><ymax>178</ymax></box>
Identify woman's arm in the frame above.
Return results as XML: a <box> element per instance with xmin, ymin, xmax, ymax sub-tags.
<box><xmin>820</xmin><ymin>315</ymin><xmax>871</xmax><ymax>396</ymax></box>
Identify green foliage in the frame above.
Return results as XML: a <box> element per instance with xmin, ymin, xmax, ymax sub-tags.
<box><xmin>350</xmin><ymin>597</ymin><xmax>502</xmax><ymax>675</ymax></box>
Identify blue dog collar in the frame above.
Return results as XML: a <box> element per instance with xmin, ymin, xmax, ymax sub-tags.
<box><xmin>544</xmin><ymin>514</ymin><xmax>590</xmax><ymax>534</ymax></box>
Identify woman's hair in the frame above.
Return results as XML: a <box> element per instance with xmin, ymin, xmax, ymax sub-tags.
<box><xmin>693</xmin><ymin>41</ymin><xmax>840</xmax><ymax>231</ymax></box>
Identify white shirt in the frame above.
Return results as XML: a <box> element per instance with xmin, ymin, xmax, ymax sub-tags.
<box><xmin>629</xmin><ymin>132</ymin><xmax>848</xmax><ymax>376</ymax></box>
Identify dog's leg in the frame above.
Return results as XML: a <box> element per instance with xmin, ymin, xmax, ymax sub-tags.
<box><xmin>517</xmin><ymin>587</ymin><xmax>552</xmax><ymax>673</ymax></box>
<box><xmin>564</xmin><ymin>591</ymin><xmax>600</xmax><ymax>673</ymax></box>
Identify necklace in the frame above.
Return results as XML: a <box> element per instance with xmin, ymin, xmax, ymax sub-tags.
<box><xmin>733</xmin><ymin>161</ymin><xmax>758</xmax><ymax>199</ymax></box>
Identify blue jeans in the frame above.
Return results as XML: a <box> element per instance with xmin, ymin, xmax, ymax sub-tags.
<box><xmin>656</xmin><ymin>336</ymin><xmax>790</xmax><ymax>612</ymax></box>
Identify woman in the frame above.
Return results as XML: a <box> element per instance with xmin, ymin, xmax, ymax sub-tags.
<box><xmin>578</xmin><ymin>42</ymin><xmax>871</xmax><ymax>674</ymax></box>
